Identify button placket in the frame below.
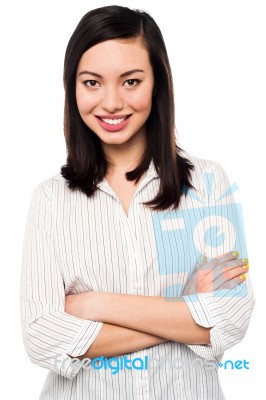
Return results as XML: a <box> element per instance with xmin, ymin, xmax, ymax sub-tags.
<box><xmin>119</xmin><ymin>200</ymin><xmax>143</xmax><ymax>294</ymax></box>
<box><xmin>131</xmin><ymin>348</ymin><xmax>150</xmax><ymax>399</ymax></box>
<box><xmin>99</xmin><ymin>171</ymin><xmax>158</xmax><ymax>295</ymax></box>
<box><xmin>130</xmin><ymin>204</ymin><xmax>145</xmax><ymax>293</ymax></box>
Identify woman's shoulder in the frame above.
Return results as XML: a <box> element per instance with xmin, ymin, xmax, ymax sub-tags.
<box><xmin>181</xmin><ymin>151</ymin><xmax>232</xmax><ymax>202</ymax></box>
<box><xmin>182</xmin><ymin>151</ymin><xmax>229</xmax><ymax>177</ymax></box>
<box><xmin>30</xmin><ymin>172</ymin><xmax>67</xmax><ymax>201</ymax></box>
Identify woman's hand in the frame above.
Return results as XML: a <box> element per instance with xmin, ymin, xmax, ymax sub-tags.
<box><xmin>182</xmin><ymin>251</ymin><xmax>249</xmax><ymax>296</ymax></box>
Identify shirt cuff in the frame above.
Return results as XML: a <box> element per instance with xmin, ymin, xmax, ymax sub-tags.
<box><xmin>57</xmin><ymin>320</ymin><xmax>103</xmax><ymax>379</ymax></box>
<box><xmin>182</xmin><ymin>292</ymin><xmax>224</xmax><ymax>358</ymax></box>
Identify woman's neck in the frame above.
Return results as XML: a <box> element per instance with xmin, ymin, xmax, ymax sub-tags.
<box><xmin>103</xmin><ymin>131</ymin><xmax>147</xmax><ymax>177</ymax></box>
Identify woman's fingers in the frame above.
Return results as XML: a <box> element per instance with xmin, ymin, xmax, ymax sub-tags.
<box><xmin>184</xmin><ymin>252</ymin><xmax>249</xmax><ymax>294</ymax></box>
<box><xmin>202</xmin><ymin>251</ymin><xmax>239</xmax><ymax>271</ymax></box>
<box><xmin>222</xmin><ymin>261</ymin><xmax>249</xmax><ymax>280</ymax></box>
<box><xmin>213</xmin><ymin>273</ymin><xmax>247</xmax><ymax>292</ymax></box>
<box><xmin>212</xmin><ymin>266</ymin><xmax>248</xmax><ymax>291</ymax></box>
<box><xmin>182</xmin><ymin>251</ymin><xmax>249</xmax><ymax>295</ymax></box>
<box><xmin>210</xmin><ymin>257</ymin><xmax>249</xmax><ymax>281</ymax></box>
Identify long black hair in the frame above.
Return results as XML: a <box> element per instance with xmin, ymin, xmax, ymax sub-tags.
<box><xmin>61</xmin><ymin>5</ymin><xmax>194</xmax><ymax>210</ymax></box>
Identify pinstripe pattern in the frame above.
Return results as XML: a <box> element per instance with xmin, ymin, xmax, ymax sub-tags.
<box><xmin>20</xmin><ymin>155</ymin><xmax>255</xmax><ymax>399</ymax></box>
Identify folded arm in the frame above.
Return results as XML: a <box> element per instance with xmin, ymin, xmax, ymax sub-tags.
<box><xmin>66</xmin><ymin>251</ymin><xmax>252</xmax><ymax>360</ymax></box>
<box><xmin>20</xmin><ymin>181</ymin><xmax>103</xmax><ymax>379</ymax></box>
<box><xmin>66</xmin><ymin>291</ymin><xmax>211</xmax><ymax>346</ymax></box>
<box><xmin>77</xmin><ymin>323</ymin><xmax>168</xmax><ymax>360</ymax></box>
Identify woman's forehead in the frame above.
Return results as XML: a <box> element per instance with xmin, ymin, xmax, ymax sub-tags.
<box><xmin>77</xmin><ymin>38</ymin><xmax>150</xmax><ymax>71</ymax></box>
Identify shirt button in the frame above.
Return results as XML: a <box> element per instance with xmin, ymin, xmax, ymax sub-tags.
<box><xmin>132</xmin><ymin>284</ymin><xmax>142</xmax><ymax>291</ymax></box>
<box><xmin>139</xmin><ymin>380</ymin><xmax>148</xmax><ymax>388</ymax></box>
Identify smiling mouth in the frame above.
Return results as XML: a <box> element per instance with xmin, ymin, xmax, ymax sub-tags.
<box><xmin>96</xmin><ymin>115</ymin><xmax>132</xmax><ymax>125</ymax></box>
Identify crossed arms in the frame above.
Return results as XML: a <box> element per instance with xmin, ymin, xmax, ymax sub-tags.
<box><xmin>65</xmin><ymin>252</ymin><xmax>249</xmax><ymax>359</ymax></box>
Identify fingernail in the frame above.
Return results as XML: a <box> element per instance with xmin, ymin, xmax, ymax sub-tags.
<box><xmin>232</xmin><ymin>251</ymin><xmax>239</xmax><ymax>257</ymax></box>
<box><xmin>240</xmin><ymin>273</ymin><xmax>246</xmax><ymax>280</ymax></box>
<box><xmin>201</xmin><ymin>255</ymin><xmax>207</xmax><ymax>264</ymax></box>
<box><xmin>241</xmin><ymin>258</ymin><xmax>249</xmax><ymax>264</ymax></box>
<box><xmin>243</xmin><ymin>264</ymin><xmax>249</xmax><ymax>270</ymax></box>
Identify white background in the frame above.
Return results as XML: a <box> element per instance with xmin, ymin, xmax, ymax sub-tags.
<box><xmin>0</xmin><ymin>0</ymin><xmax>265</xmax><ymax>399</ymax></box>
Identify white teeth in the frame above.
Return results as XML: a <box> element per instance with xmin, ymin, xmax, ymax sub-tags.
<box><xmin>101</xmin><ymin>117</ymin><xmax>127</xmax><ymax>125</ymax></box>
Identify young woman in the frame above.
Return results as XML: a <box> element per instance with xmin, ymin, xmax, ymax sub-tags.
<box><xmin>20</xmin><ymin>5</ymin><xmax>255</xmax><ymax>400</ymax></box>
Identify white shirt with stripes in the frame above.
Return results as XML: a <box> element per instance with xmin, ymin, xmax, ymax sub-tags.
<box><xmin>20</xmin><ymin>154</ymin><xmax>255</xmax><ymax>399</ymax></box>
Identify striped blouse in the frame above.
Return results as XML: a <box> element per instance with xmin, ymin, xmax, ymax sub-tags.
<box><xmin>20</xmin><ymin>154</ymin><xmax>255</xmax><ymax>400</ymax></box>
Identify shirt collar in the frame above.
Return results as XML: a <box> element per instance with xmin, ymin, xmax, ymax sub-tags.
<box><xmin>96</xmin><ymin>159</ymin><xmax>159</xmax><ymax>194</ymax></box>
<box><xmin>146</xmin><ymin>159</ymin><xmax>159</xmax><ymax>179</ymax></box>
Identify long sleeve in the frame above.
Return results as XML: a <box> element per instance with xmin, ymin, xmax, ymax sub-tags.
<box><xmin>182</xmin><ymin>160</ymin><xmax>255</xmax><ymax>358</ymax></box>
<box><xmin>20</xmin><ymin>179</ymin><xmax>103</xmax><ymax>379</ymax></box>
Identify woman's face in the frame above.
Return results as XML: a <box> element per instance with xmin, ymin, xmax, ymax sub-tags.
<box><xmin>75</xmin><ymin>38</ymin><xmax>154</xmax><ymax>150</ymax></box>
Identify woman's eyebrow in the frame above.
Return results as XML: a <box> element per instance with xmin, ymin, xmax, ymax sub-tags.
<box><xmin>120</xmin><ymin>69</ymin><xmax>144</xmax><ymax>77</ymax></box>
<box><xmin>78</xmin><ymin>69</ymin><xmax>145</xmax><ymax>78</ymax></box>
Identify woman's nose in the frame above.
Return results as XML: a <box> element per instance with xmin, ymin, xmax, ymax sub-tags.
<box><xmin>102</xmin><ymin>86</ymin><xmax>123</xmax><ymax>112</ymax></box>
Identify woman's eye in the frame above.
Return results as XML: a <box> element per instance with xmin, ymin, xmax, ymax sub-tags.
<box><xmin>83</xmin><ymin>80</ymin><xmax>100</xmax><ymax>87</ymax></box>
<box><xmin>124</xmin><ymin>79</ymin><xmax>140</xmax><ymax>87</ymax></box>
